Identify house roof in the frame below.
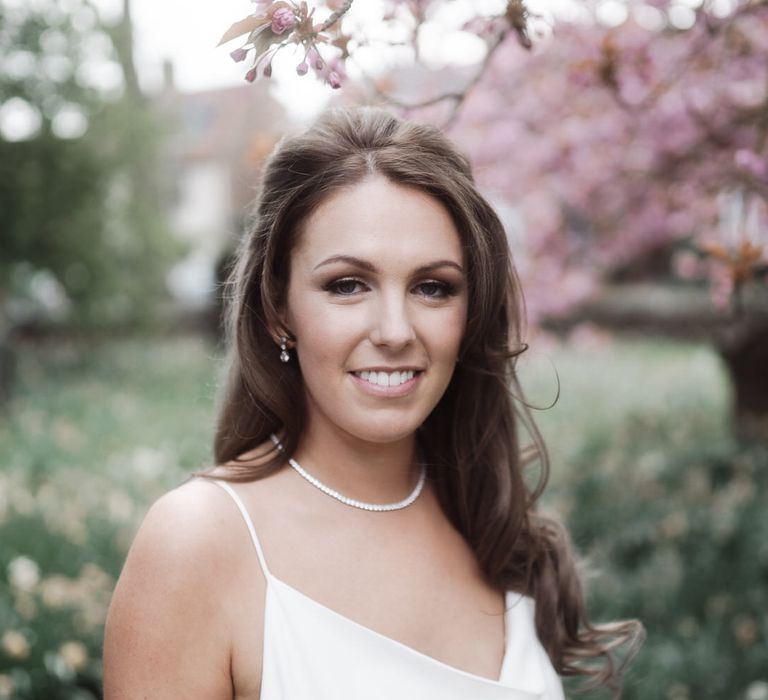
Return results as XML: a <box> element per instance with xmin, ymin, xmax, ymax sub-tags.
<box><xmin>159</xmin><ymin>79</ymin><xmax>288</xmax><ymax>215</ymax></box>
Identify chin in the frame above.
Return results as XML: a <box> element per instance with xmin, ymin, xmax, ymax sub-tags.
<box><xmin>341</xmin><ymin>417</ymin><xmax>423</xmax><ymax>445</ymax></box>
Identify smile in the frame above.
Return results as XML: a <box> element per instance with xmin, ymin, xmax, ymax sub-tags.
<box><xmin>353</xmin><ymin>369</ymin><xmax>419</xmax><ymax>387</ymax></box>
<box><xmin>349</xmin><ymin>369</ymin><xmax>423</xmax><ymax>397</ymax></box>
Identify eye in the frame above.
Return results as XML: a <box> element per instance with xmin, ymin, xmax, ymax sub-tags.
<box><xmin>414</xmin><ymin>280</ymin><xmax>454</xmax><ymax>299</ymax></box>
<box><xmin>325</xmin><ymin>277</ymin><xmax>367</xmax><ymax>296</ymax></box>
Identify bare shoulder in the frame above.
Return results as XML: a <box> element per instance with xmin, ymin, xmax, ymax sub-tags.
<box><xmin>103</xmin><ymin>478</ymin><xmax>257</xmax><ymax>699</ymax></box>
<box><xmin>118</xmin><ymin>476</ymin><xmax>243</xmax><ymax>578</ymax></box>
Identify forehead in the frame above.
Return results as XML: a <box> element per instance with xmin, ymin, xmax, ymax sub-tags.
<box><xmin>293</xmin><ymin>176</ymin><xmax>463</xmax><ymax>267</ymax></box>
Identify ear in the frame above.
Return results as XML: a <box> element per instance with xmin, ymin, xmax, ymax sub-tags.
<box><xmin>266</xmin><ymin>313</ymin><xmax>295</xmax><ymax>348</ymax></box>
<box><xmin>271</xmin><ymin>330</ymin><xmax>295</xmax><ymax>348</ymax></box>
<box><xmin>265</xmin><ymin>286</ymin><xmax>298</xmax><ymax>347</ymax></box>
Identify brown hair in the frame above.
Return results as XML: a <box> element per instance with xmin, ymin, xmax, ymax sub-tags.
<box><xmin>197</xmin><ymin>106</ymin><xmax>643</xmax><ymax>694</ymax></box>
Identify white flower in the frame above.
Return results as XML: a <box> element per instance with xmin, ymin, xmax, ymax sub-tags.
<box><xmin>747</xmin><ymin>681</ymin><xmax>768</xmax><ymax>700</ymax></box>
<box><xmin>132</xmin><ymin>446</ymin><xmax>166</xmax><ymax>478</ymax></box>
<box><xmin>40</xmin><ymin>575</ymin><xmax>71</xmax><ymax>608</ymax></box>
<box><xmin>44</xmin><ymin>651</ymin><xmax>75</xmax><ymax>682</ymax></box>
<box><xmin>1</xmin><ymin>630</ymin><xmax>30</xmax><ymax>659</ymax></box>
<box><xmin>59</xmin><ymin>641</ymin><xmax>89</xmax><ymax>671</ymax></box>
<box><xmin>0</xmin><ymin>673</ymin><xmax>15</xmax><ymax>697</ymax></box>
<box><xmin>7</xmin><ymin>555</ymin><xmax>40</xmax><ymax>591</ymax></box>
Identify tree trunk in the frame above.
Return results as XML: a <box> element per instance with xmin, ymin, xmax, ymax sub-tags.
<box><xmin>112</xmin><ymin>0</ymin><xmax>144</xmax><ymax>105</ymax></box>
<box><xmin>716</xmin><ymin>316</ymin><xmax>768</xmax><ymax>445</ymax></box>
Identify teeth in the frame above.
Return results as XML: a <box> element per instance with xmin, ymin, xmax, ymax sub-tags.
<box><xmin>356</xmin><ymin>370</ymin><xmax>416</xmax><ymax>387</ymax></box>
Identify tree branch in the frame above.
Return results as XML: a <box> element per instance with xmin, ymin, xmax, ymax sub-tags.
<box><xmin>360</xmin><ymin>26</ymin><xmax>511</xmax><ymax>129</ymax></box>
<box><xmin>316</xmin><ymin>0</ymin><xmax>354</xmax><ymax>33</ymax></box>
<box><xmin>605</xmin><ymin>0</ymin><xmax>768</xmax><ymax>114</ymax></box>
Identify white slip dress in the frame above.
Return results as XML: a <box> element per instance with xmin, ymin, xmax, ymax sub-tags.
<box><xmin>211</xmin><ymin>478</ymin><xmax>566</xmax><ymax>700</ymax></box>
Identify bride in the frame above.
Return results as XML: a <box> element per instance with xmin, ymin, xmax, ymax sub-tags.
<box><xmin>103</xmin><ymin>107</ymin><xmax>641</xmax><ymax>699</ymax></box>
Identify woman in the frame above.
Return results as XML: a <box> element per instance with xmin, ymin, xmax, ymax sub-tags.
<box><xmin>103</xmin><ymin>107</ymin><xmax>642</xmax><ymax>699</ymax></box>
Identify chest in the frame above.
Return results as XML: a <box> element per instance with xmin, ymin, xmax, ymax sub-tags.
<box><xmin>225</xmin><ymin>520</ymin><xmax>507</xmax><ymax>699</ymax></box>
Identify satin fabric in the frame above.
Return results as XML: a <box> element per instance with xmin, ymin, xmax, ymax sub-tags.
<box><xmin>212</xmin><ymin>478</ymin><xmax>565</xmax><ymax>700</ymax></box>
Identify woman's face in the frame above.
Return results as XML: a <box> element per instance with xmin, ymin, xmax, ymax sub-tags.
<box><xmin>282</xmin><ymin>175</ymin><xmax>468</xmax><ymax>445</ymax></box>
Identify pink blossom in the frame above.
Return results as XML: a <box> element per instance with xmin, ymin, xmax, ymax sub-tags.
<box><xmin>673</xmin><ymin>250</ymin><xmax>705</xmax><ymax>280</ymax></box>
<box><xmin>305</xmin><ymin>45</ymin><xmax>346</xmax><ymax>88</ymax></box>
<box><xmin>710</xmin><ymin>267</ymin><xmax>734</xmax><ymax>309</ymax></box>
<box><xmin>445</xmin><ymin>8</ymin><xmax>768</xmax><ymax>313</ymax></box>
<box><xmin>735</xmin><ymin>149</ymin><xmax>768</xmax><ymax>181</ymax></box>
<box><xmin>229</xmin><ymin>47</ymin><xmax>249</xmax><ymax>63</ymax></box>
<box><xmin>307</xmin><ymin>46</ymin><xmax>324</xmax><ymax>70</ymax></box>
<box><xmin>271</xmin><ymin>6</ymin><xmax>296</xmax><ymax>34</ymax></box>
<box><xmin>296</xmin><ymin>61</ymin><xmax>309</xmax><ymax>76</ymax></box>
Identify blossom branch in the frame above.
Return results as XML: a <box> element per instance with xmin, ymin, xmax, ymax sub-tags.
<box><xmin>604</xmin><ymin>0</ymin><xmax>768</xmax><ymax>114</ymax></box>
<box><xmin>360</xmin><ymin>25</ymin><xmax>511</xmax><ymax>130</ymax></box>
<box><xmin>315</xmin><ymin>0</ymin><xmax>354</xmax><ymax>34</ymax></box>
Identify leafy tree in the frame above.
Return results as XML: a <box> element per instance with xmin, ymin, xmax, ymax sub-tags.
<box><xmin>0</xmin><ymin>0</ymin><xmax>180</xmax><ymax>332</ymax></box>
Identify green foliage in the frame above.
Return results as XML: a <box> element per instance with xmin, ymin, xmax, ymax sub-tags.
<box><xmin>0</xmin><ymin>336</ymin><xmax>214</xmax><ymax>698</ymax></box>
<box><xmin>0</xmin><ymin>0</ymin><xmax>183</xmax><ymax>329</ymax></box>
<box><xmin>563</xmin><ymin>439</ymin><xmax>768</xmax><ymax>699</ymax></box>
<box><xmin>523</xmin><ymin>338</ymin><xmax>768</xmax><ymax>699</ymax></box>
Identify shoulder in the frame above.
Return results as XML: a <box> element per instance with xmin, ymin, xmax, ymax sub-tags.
<box><xmin>102</xmin><ymin>478</ymin><xmax>254</xmax><ymax>699</ymax></box>
<box><xmin>129</xmin><ymin>477</ymin><xmax>243</xmax><ymax>573</ymax></box>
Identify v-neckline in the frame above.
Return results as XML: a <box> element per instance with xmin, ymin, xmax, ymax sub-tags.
<box><xmin>266</xmin><ymin>572</ymin><xmax>518</xmax><ymax>687</ymax></box>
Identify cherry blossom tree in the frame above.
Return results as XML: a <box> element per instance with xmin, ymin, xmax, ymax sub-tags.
<box><xmin>220</xmin><ymin>0</ymin><xmax>768</xmax><ymax>440</ymax></box>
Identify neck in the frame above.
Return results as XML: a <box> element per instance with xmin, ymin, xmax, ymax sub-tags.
<box><xmin>291</xmin><ymin>420</ymin><xmax>420</xmax><ymax>506</ymax></box>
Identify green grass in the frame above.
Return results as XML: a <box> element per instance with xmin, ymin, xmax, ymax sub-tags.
<box><xmin>516</xmin><ymin>334</ymin><xmax>732</xmax><ymax>485</ymax></box>
<box><xmin>2</xmin><ymin>335</ymin><xmax>218</xmax><ymax>490</ymax></box>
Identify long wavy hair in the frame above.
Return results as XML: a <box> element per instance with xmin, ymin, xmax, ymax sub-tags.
<box><xmin>196</xmin><ymin>106</ymin><xmax>643</xmax><ymax>694</ymax></box>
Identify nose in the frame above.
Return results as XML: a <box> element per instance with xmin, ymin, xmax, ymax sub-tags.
<box><xmin>369</xmin><ymin>292</ymin><xmax>416</xmax><ymax>350</ymax></box>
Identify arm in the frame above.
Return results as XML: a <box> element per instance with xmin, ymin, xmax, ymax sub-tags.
<box><xmin>103</xmin><ymin>481</ymin><xmax>237</xmax><ymax>699</ymax></box>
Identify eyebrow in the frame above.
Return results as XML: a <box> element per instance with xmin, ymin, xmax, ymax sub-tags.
<box><xmin>313</xmin><ymin>255</ymin><xmax>464</xmax><ymax>275</ymax></box>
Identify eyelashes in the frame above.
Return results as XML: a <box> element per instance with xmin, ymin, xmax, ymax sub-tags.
<box><xmin>416</xmin><ymin>281</ymin><xmax>457</xmax><ymax>299</ymax></box>
<box><xmin>325</xmin><ymin>278</ymin><xmax>364</xmax><ymax>296</ymax></box>
<box><xmin>323</xmin><ymin>277</ymin><xmax>458</xmax><ymax>299</ymax></box>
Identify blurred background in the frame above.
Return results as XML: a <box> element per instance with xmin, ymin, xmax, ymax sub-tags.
<box><xmin>1</xmin><ymin>0</ymin><xmax>767</xmax><ymax>697</ymax></box>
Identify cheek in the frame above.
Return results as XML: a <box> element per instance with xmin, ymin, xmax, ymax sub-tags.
<box><xmin>286</xmin><ymin>298</ymin><xmax>362</xmax><ymax>369</ymax></box>
<box><xmin>425</xmin><ymin>305</ymin><xmax>467</xmax><ymax>360</ymax></box>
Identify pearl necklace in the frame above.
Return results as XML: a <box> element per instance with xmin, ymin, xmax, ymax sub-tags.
<box><xmin>270</xmin><ymin>434</ymin><xmax>427</xmax><ymax>512</ymax></box>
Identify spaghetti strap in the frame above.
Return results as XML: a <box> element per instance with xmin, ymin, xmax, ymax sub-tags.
<box><xmin>210</xmin><ymin>478</ymin><xmax>271</xmax><ymax>579</ymax></box>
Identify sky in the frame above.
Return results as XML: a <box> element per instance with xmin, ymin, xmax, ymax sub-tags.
<box><xmin>131</xmin><ymin>0</ymin><xmax>333</xmax><ymax>121</ymax></box>
<box><xmin>131</xmin><ymin>0</ymin><xmax>271</xmax><ymax>93</ymax></box>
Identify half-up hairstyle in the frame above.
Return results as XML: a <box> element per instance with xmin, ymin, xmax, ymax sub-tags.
<box><xmin>196</xmin><ymin>106</ymin><xmax>643</xmax><ymax>695</ymax></box>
